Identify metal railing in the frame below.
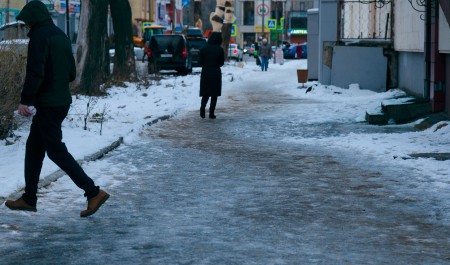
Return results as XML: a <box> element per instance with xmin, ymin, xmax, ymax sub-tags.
<box><xmin>339</xmin><ymin>0</ymin><xmax>392</xmax><ymax>41</ymax></box>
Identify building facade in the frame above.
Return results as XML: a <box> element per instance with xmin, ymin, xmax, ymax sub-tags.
<box><xmin>235</xmin><ymin>0</ymin><xmax>315</xmax><ymax>47</ymax></box>
<box><xmin>313</xmin><ymin>0</ymin><xmax>449</xmax><ymax>115</ymax></box>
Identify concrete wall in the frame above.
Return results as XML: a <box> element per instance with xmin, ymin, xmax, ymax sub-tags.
<box><xmin>440</xmin><ymin>6</ymin><xmax>450</xmax><ymax>53</ymax></box>
<box><xmin>318</xmin><ymin>0</ymin><xmax>338</xmax><ymax>85</ymax></box>
<box><xmin>331</xmin><ymin>46</ymin><xmax>387</xmax><ymax>92</ymax></box>
<box><xmin>394</xmin><ymin>0</ymin><xmax>424</xmax><ymax>52</ymax></box>
<box><xmin>307</xmin><ymin>8</ymin><xmax>318</xmax><ymax>80</ymax></box>
<box><xmin>446</xmin><ymin>55</ymin><xmax>450</xmax><ymax>114</ymax></box>
<box><xmin>397</xmin><ymin>51</ymin><xmax>425</xmax><ymax>98</ymax></box>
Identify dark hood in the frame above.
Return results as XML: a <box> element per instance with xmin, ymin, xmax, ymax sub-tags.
<box><xmin>208</xmin><ymin>32</ymin><xmax>222</xmax><ymax>46</ymax></box>
<box><xmin>16</xmin><ymin>1</ymin><xmax>52</xmax><ymax>28</ymax></box>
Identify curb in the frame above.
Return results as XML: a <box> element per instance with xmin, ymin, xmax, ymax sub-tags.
<box><xmin>1</xmin><ymin>114</ymin><xmax>173</xmax><ymax>202</ymax></box>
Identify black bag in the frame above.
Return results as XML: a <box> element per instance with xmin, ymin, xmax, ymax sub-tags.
<box><xmin>256</xmin><ymin>56</ymin><xmax>261</xmax><ymax>66</ymax></box>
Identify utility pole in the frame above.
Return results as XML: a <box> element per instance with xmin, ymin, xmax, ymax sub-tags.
<box><xmin>6</xmin><ymin>0</ymin><xmax>10</xmax><ymax>23</ymax></box>
<box><xmin>66</xmin><ymin>0</ymin><xmax>70</xmax><ymax>40</ymax></box>
<box><xmin>262</xmin><ymin>0</ymin><xmax>265</xmax><ymax>39</ymax></box>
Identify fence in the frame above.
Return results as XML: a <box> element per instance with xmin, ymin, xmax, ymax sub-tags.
<box><xmin>339</xmin><ymin>0</ymin><xmax>392</xmax><ymax>40</ymax></box>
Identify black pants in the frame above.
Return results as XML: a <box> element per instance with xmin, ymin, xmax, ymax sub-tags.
<box><xmin>201</xmin><ymin>96</ymin><xmax>217</xmax><ymax>111</ymax></box>
<box><xmin>22</xmin><ymin>105</ymin><xmax>99</xmax><ymax>206</ymax></box>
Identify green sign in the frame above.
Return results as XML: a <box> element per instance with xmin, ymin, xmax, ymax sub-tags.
<box><xmin>288</xmin><ymin>29</ymin><xmax>308</xmax><ymax>35</ymax></box>
<box><xmin>142</xmin><ymin>22</ymin><xmax>152</xmax><ymax>31</ymax></box>
<box><xmin>231</xmin><ymin>24</ymin><xmax>237</xmax><ymax>37</ymax></box>
<box><xmin>267</xmin><ymin>19</ymin><xmax>276</xmax><ymax>30</ymax></box>
<box><xmin>280</xmin><ymin>18</ymin><xmax>284</xmax><ymax>29</ymax></box>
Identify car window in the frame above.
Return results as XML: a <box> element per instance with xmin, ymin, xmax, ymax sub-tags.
<box><xmin>150</xmin><ymin>35</ymin><xmax>184</xmax><ymax>54</ymax></box>
<box><xmin>189</xmin><ymin>39</ymin><xmax>207</xmax><ymax>49</ymax></box>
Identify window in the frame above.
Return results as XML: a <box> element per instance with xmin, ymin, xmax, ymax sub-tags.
<box><xmin>243</xmin><ymin>1</ymin><xmax>255</xmax><ymax>25</ymax></box>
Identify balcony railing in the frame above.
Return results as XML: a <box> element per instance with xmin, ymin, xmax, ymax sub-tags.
<box><xmin>339</xmin><ymin>0</ymin><xmax>392</xmax><ymax>41</ymax></box>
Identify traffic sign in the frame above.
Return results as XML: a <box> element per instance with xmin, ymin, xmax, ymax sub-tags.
<box><xmin>267</xmin><ymin>19</ymin><xmax>276</xmax><ymax>30</ymax></box>
<box><xmin>231</xmin><ymin>24</ymin><xmax>237</xmax><ymax>37</ymax></box>
<box><xmin>256</xmin><ymin>3</ymin><xmax>269</xmax><ymax>16</ymax></box>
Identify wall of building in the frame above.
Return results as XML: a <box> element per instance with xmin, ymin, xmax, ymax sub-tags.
<box><xmin>397</xmin><ymin>51</ymin><xmax>425</xmax><ymax>98</ymax></box>
<box><xmin>439</xmin><ymin>6</ymin><xmax>450</xmax><ymax>53</ymax></box>
<box><xmin>331</xmin><ymin>46</ymin><xmax>387</xmax><ymax>92</ymax></box>
<box><xmin>318</xmin><ymin>0</ymin><xmax>338</xmax><ymax>85</ymax></box>
<box><xmin>307</xmin><ymin>8</ymin><xmax>318</xmax><ymax>80</ymax></box>
<box><xmin>446</xmin><ymin>55</ymin><xmax>450</xmax><ymax>114</ymax></box>
<box><xmin>394</xmin><ymin>1</ymin><xmax>424</xmax><ymax>52</ymax></box>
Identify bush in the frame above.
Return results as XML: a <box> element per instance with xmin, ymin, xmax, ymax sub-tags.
<box><xmin>0</xmin><ymin>42</ymin><xmax>27</xmax><ymax>140</ymax></box>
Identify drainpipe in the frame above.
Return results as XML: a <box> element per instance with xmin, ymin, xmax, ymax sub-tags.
<box><xmin>6</xmin><ymin>0</ymin><xmax>10</xmax><ymax>23</ymax></box>
<box><xmin>424</xmin><ymin>0</ymin><xmax>431</xmax><ymax>100</ymax></box>
<box><xmin>425</xmin><ymin>0</ymin><xmax>446</xmax><ymax>112</ymax></box>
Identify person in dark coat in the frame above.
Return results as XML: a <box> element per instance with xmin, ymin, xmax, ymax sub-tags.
<box><xmin>198</xmin><ymin>32</ymin><xmax>225</xmax><ymax>119</ymax></box>
<box><xmin>4</xmin><ymin>1</ymin><xmax>109</xmax><ymax>218</ymax></box>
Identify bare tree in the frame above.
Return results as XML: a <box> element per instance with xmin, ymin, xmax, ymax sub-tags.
<box><xmin>209</xmin><ymin>0</ymin><xmax>234</xmax><ymax>58</ymax></box>
<box><xmin>194</xmin><ymin>0</ymin><xmax>203</xmax><ymax>30</ymax></box>
<box><xmin>221</xmin><ymin>0</ymin><xmax>234</xmax><ymax>57</ymax></box>
<box><xmin>74</xmin><ymin>0</ymin><xmax>110</xmax><ymax>95</ymax></box>
<box><xmin>109</xmin><ymin>0</ymin><xmax>137</xmax><ymax>82</ymax></box>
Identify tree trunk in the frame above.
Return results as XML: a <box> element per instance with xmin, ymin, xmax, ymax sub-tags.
<box><xmin>74</xmin><ymin>0</ymin><xmax>110</xmax><ymax>95</ymax></box>
<box><xmin>221</xmin><ymin>24</ymin><xmax>232</xmax><ymax>58</ymax></box>
<box><xmin>109</xmin><ymin>0</ymin><xmax>137</xmax><ymax>82</ymax></box>
<box><xmin>221</xmin><ymin>0</ymin><xmax>234</xmax><ymax>59</ymax></box>
<box><xmin>194</xmin><ymin>0</ymin><xmax>203</xmax><ymax>31</ymax></box>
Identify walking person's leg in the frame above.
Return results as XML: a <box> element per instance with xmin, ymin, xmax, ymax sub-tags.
<box><xmin>39</xmin><ymin>106</ymin><xmax>100</xmax><ymax>199</ymax></box>
<box><xmin>200</xmin><ymin>96</ymin><xmax>209</xmax><ymax>118</ymax></box>
<box><xmin>5</xmin><ymin>116</ymin><xmax>46</xmax><ymax>211</ymax></box>
<box><xmin>209</xmin><ymin>96</ymin><xmax>217</xmax><ymax>119</ymax></box>
<box><xmin>7</xmin><ymin>105</ymin><xmax>109</xmax><ymax>217</ymax></box>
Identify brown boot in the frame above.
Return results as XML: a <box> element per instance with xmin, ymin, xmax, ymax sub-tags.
<box><xmin>5</xmin><ymin>198</ymin><xmax>37</xmax><ymax>212</ymax></box>
<box><xmin>80</xmin><ymin>189</ymin><xmax>110</xmax><ymax>217</ymax></box>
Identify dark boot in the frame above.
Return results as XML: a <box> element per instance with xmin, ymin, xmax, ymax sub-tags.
<box><xmin>200</xmin><ymin>97</ymin><xmax>209</xmax><ymax>119</ymax></box>
<box><xmin>200</xmin><ymin>107</ymin><xmax>205</xmax><ymax>118</ymax></box>
<box><xmin>209</xmin><ymin>97</ymin><xmax>217</xmax><ymax>119</ymax></box>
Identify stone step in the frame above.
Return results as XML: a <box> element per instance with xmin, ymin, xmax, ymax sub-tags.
<box><xmin>366</xmin><ymin>97</ymin><xmax>431</xmax><ymax>125</ymax></box>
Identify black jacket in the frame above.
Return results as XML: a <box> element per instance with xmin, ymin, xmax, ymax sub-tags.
<box><xmin>199</xmin><ymin>32</ymin><xmax>224</xmax><ymax>97</ymax></box>
<box><xmin>16</xmin><ymin>1</ymin><xmax>76</xmax><ymax>107</ymax></box>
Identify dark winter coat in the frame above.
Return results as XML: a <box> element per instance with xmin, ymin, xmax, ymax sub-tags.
<box><xmin>16</xmin><ymin>1</ymin><xmax>76</xmax><ymax>107</ymax></box>
<box><xmin>258</xmin><ymin>43</ymin><xmax>272</xmax><ymax>59</ymax></box>
<box><xmin>199</xmin><ymin>32</ymin><xmax>224</xmax><ymax>97</ymax></box>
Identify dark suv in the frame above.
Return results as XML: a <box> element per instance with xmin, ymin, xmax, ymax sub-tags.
<box><xmin>188</xmin><ymin>37</ymin><xmax>207</xmax><ymax>67</ymax></box>
<box><xmin>147</xmin><ymin>34</ymin><xmax>192</xmax><ymax>75</ymax></box>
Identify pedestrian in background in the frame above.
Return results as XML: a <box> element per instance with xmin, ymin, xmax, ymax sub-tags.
<box><xmin>4</xmin><ymin>1</ymin><xmax>109</xmax><ymax>218</ymax></box>
<box><xmin>258</xmin><ymin>38</ymin><xmax>272</xmax><ymax>71</ymax></box>
<box><xmin>198</xmin><ymin>32</ymin><xmax>225</xmax><ymax>119</ymax></box>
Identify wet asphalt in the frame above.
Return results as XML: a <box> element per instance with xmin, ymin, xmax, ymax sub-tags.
<box><xmin>1</xmin><ymin>69</ymin><xmax>450</xmax><ymax>264</ymax></box>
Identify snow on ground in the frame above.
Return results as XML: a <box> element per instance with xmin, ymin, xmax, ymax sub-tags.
<box><xmin>0</xmin><ymin>58</ymin><xmax>449</xmax><ymax>199</ymax></box>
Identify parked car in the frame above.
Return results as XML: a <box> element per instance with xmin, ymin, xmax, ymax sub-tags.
<box><xmin>186</xmin><ymin>27</ymin><xmax>204</xmax><ymax>39</ymax></box>
<box><xmin>243</xmin><ymin>46</ymin><xmax>250</xmax><ymax>54</ymax></box>
<box><xmin>188</xmin><ymin>37</ymin><xmax>207</xmax><ymax>67</ymax></box>
<box><xmin>283</xmin><ymin>44</ymin><xmax>298</xmax><ymax>59</ymax></box>
<box><xmin>299</xmin><ymin>42</ymin><xmax>307</xmax><ymax>58</ymax></box>
<box><xmin>228</xmin><ymin>44</ymin><xmax>243</xmax><ymax>61</ymax></box>
<box><xmin>283</xmin><ymin>43</ymin><xmax>307</xmax><ymax>59</ymax></box>
<box><xmin>147</xmin><ymin>34</ymin><xmax>192</xmax><ymax>75</ymax></box>
<box><xmin>249</xmin><ymin>44</ymin><xmax>255</xmax><ymax>54</ymax></box>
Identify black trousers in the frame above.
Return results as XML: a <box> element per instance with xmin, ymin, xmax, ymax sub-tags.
<box><xmin>201</xmin><ymin>96</ymin><xmax>217</xmax><ymax>111</ymax></box>
<box><xmin>22</xmin><ymin>105</ymin><xmax>99</xmax><ymax>206</ymax></box>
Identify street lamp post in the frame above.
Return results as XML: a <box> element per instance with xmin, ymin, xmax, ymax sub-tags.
<box><xmin>262</xmin><ymin>0</ymin><xmax>265</xmax><ymax>39</ymax></box>
<box><xmin>66</xmin><ymin>0</ymin><xmax>70</xmax><ymax>40</ymax></box>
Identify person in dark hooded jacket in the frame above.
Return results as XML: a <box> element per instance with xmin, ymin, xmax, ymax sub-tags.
<box><xmin>4</xmin><ymin>1</ymin><xmax>109</xmax><ymax>218</ymax></box>
<box><xmin>198</xmin><ymin>32</ymin><xmax>225</xmax><ymax>119</ymax></box>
